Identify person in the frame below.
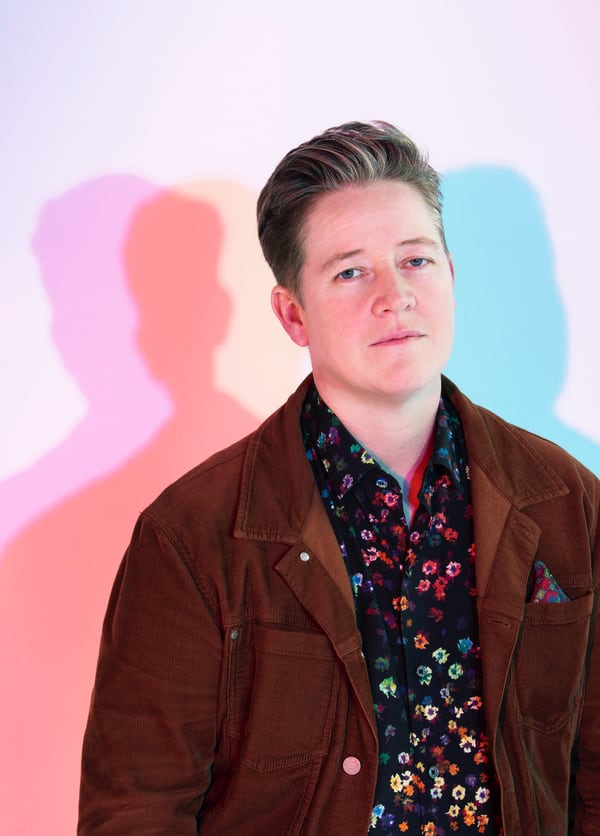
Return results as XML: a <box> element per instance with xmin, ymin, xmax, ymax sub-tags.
<box><xmin>78</xmin><ymin>122</ymin><xmax>600</xmax><ymax>835</ymax></box>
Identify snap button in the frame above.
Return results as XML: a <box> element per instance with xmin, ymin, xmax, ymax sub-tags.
<box><xmin>230</xmin><ymin>629</ymin><xmax>239</xmax><ymax>640</ymax></box>
<box><xmin>300</xmin><ymin>551</ymin><xmax>310</xmax><ymax>562</ymax></box>
<box><xmin>342</xmin><ymin>756</ymin><xmax>361</xmax><ymax>775</ymax></box>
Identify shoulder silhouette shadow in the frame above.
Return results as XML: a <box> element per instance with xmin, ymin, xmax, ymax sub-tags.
<box><xmin>0</xmin><ymin>185</ymin><xmax>260</xmax><ymax>834</ymax></box>
<box><xmin>443</xmin><ymin>165</ymin><xmax>600</xmax><ymax>476</ymax></box>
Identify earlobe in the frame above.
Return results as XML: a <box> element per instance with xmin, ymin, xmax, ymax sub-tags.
<box><xmin>271</xmin><ymin>285</ymin><xmax>309</xmax><ymax>347</ymax></box>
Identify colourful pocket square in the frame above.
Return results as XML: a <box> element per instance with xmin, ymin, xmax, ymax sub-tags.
<box><xmin>529</xmin><ymin>560</ymin><xmax>571</xmax><ymax>603</ymax></box>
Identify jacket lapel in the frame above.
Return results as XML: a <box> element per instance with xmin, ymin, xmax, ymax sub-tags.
<box><xmin>469</xmin><ymin>459</ymin><xmax>542</xmax><ymax>739</ymax></box>
<box><xmin>233</xmin><ymin>377</ymin><xmax>377</xmax><ymax>738</ymax></box>
<box><xmin>445</xmin><ymin>378</ymin><xmax>569</xmax><ymax>747</ymax></box>
<box><xmin>275</xmin><ymin>497</ymin><xmax>377</xmax><ymax>739</ymax></box>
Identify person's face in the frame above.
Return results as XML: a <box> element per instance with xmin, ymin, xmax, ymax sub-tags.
<box><xmin>271</xmin><ymin>179</ymin><xmax>455</xmax><ymax>412</ymax></box>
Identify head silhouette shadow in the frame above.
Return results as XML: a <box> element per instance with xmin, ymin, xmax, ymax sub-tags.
<box><xmin>123</xmin><ymin>188</ymin><xmax>230</xmax><ymax>401</ymax></box>
<box><xmin>119</xmin><ymin>187</ymin><xmax>262</xmax><ymax>476</ymax></box>
<box><xmin>34</xmin><ymin>175</ymin><xmax>164</xmax><ymax>403</ymax></box>
<box><xmin>443</xmin><ymin>165</ymin><xmax>600</xmax><ymax>476</ymax></box>
<box><xmin>0</xmin><ymin>175</ymin><xmax>170</xmax><ymax>557</ymax></box>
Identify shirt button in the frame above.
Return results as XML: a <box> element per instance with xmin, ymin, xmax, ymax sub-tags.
<box><xmin>429</xmin><ymin>766</ymin><xmax>439</xmax><ymax>779</ymax></box>
<box><xmin>375</xmin><ymin>478</ymin><xmax>388</xmax><ymax>489</ymax></box>
<box><xmin>342</xmin><ymin>756</ymin><xmax>361</xmax><ymax>775</ymax></box>
<box><xmin>230</xmin><ymin>629</ymin><xmax>239</xmax><ymax>640</ymax></box>
<box><xmin>300</xmin><ymin>551</ymin><xmax>310</xmax><ymax>562</ymax></box>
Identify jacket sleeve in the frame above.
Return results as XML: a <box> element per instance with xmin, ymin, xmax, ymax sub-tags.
<box><xmin>573</xmin><ymin>484</ymin><xmax>600</xmax><ymax>834</ymax></box>
<box><xmin>78</xmin><ymin>512</ymin><xmax>223</xmax><ymax>834</ymax></box>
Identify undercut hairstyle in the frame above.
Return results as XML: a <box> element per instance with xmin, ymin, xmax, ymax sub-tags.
<box><xmin>257</xmin><ymin>120</ymin><xmax>447</xmax><ymax>299</ymax></box>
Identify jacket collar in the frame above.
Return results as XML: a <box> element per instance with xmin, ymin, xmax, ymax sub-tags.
<box><xmin>233</xmin><ymin>374</ymin><xmax>357</xmax><ymax>613</ymax></box>
<box><xmin>442</xmin><ymin>376</ymin><xmax>570</xmax><ymax>604</ymax></box>
<box><xmin>442</xmin><ymin>376</ymin><xmax>569</xmax><ymax>510</ymax></box>
<box><xmin>233</xmin><ymin>375</ymin><xmax>318</xmax><ymax>545</ymax></box>
<box><xmin>235</xmin><ymin>374</ymin><xmax>570</xmax><ymax>543</ymax></box>
<box><xmin>232</xmin><ymin>373</ymin><xmax>355</xmax><ymax>606</ymax></box>
<box><xmin>231</xmin><ymin>372</ymin><xmax>357</xmax><ymax>607</ymax></box>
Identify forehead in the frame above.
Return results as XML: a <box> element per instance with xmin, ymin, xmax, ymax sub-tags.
<box><xmin>301</xmin><ymin>180</ymin><xmax>440</xmax><ymax>254</ymax></box>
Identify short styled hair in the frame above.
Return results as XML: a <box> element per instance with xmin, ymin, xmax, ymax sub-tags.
<box><xmin>257</xmin><ymin>120</ymin><xmax>447</xmax><ymax>299</ymax></box>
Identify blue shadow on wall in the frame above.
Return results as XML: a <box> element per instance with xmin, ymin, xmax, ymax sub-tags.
<box><xmin>442</xmin><ymin>166</ymin><xmax>600</xmax><ymax>477</ymax></box>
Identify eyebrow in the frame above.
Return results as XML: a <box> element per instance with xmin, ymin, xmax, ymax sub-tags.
<box><xmin>320</xmin><ymin>237</ymin><xmax>440</xmax><ymax>273</ymax></box>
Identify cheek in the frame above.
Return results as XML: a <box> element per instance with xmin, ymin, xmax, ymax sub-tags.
<box><xmin>444</xmin><ymin>311</ymin><xmax>455</xmax><ymax>343</ymax></box>
<box><xmin>441</xmin><ymin>305</ymin><xmax>455</xmax><ymax>351</ymax></box>
<box><xmin>301</xmin><ymin>308</ymin><xmax>331</xmax><ymax>351</ymax></box>
<box><xmin>431</xmin><ymin>298</ymin><xmax>455</xmax><ymax>344</ymax></box>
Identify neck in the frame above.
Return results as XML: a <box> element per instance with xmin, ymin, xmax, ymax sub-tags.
<box><xmin>315</xmin><ymin>377</ymin><xmax>441</xmax><ymax>521</ymax></box>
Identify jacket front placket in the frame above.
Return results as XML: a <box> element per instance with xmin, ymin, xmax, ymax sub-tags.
<box><xmin>274</xmin><ymin>486</ymin><xmax>378</xmax><ymax>749</ymax></box>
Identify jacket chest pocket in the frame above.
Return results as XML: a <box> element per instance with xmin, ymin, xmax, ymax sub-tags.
<box><xmin>226</xmin><ymin>623</ymin><xmax>339</xmax><ymax>771</ymax></box>
<box><xmin>514</xmin><ymin>590</ymin><xmax>593</xmax><ymax>733</ymax></box>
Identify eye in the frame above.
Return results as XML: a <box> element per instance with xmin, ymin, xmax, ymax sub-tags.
<box><xmin>405</xmin><ymin>257</ymin><xmax>430</xmax><ymax>268</ymax></box>
<box><xmin>336</xmin><ymin>267</ymin><xmax>362</xmax><ymax>281</ymax></box>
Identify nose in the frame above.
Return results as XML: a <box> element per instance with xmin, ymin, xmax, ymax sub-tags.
<box><xmin>372</xmin><ymin>266</ymin><xmax>416</xmax><ymax>316</ymax></box>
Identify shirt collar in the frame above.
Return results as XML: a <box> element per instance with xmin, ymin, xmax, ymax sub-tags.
<box><xmin>301</xmin><ymin>382</ymin><xmax>466</xmax><ymax>502</ymax></box>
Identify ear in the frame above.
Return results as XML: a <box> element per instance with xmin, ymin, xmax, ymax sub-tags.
<box><xmin>271</xmin><ymin>285</ymin><xmax>309</xmax><ymax>347</ymax></box>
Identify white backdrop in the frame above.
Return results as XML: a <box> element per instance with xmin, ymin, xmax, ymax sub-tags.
<box><xmin>1</xmin><ymin>2</ymin><xmax>599</xmax><ymax>832</ymax></box>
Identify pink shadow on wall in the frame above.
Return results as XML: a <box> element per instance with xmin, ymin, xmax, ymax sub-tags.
<box><xmin>0</xmin><ymin>176</ymin><xmax>171</xmax><ymax>558</ymax></box>
<box><xmin>0</xmin><ymin>185</ymin><xmax>260</xmax><ymax>835</ymax></box>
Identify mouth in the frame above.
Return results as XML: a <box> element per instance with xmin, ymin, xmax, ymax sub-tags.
<box><xmin>371</xmin><ymin>330</ymin><xmax>424</xmax><ymax>346</ymax></box>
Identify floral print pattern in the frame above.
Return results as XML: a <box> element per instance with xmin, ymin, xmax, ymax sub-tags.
<box><xmin>302</xmin><ymin>385</ymin><xmax>502</xmax><ymax>834</ymax></box>
<box><xmin>529</xmin><ymin>560</ymin><xmax>570</xmax><ymax>603</ymax></box>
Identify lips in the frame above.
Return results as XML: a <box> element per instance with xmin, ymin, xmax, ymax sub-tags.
<box><xmin>371</xmin><ymin>330</ymin><xmax>424</xmax><ymax>346</ymax></box>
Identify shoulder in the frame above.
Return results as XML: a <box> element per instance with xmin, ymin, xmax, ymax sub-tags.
<box><xmin>443</xmin><ymin>376</ymin><xmax>600</xmax><ymax>505</ymax></box>
<box><xmin>139</xmin><ymin>376</ymin><xmax>313</xmax><ymax>534</ymax></box>
<box><xmin>143</xmin><ymin>418</ymin><xmax>266</xmax><ymax>531</ymax></box>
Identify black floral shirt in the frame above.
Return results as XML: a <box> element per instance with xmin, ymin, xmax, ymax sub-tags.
<box><xmin>302</xmin><ymin>383</ymin><xmax>501</xmax><ymax>835</ymax></box>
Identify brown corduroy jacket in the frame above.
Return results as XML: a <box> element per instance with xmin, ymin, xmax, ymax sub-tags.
<box><xmin>79</xmin><ymin>376</ymin><xmax>600</xmax><ymax>835</ymax></box>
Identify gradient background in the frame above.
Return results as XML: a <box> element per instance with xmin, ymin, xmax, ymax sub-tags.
<box><xmin>1</xmin><ymin>2</ymin><xmax>599</xmax><ymax>832</ymax></box>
